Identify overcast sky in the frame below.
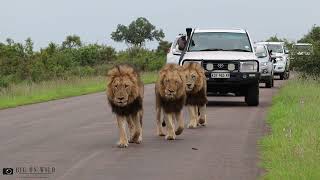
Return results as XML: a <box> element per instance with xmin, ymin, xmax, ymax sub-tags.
<box><xmin>0</xmin><ymin>0</ymin><xmax>319</xmax><ymax>50</ymax></box>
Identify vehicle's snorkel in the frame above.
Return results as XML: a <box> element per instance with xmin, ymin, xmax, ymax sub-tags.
<box><xmin>178</xmin><ymin>28</ymin><xmax>193</xmax><ymax>65</ymax></box>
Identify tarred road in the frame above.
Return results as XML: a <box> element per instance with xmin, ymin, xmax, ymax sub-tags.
<box><xmin>0</xmin><ymin>80</ymin><xmax>284</xmax><ymax>180</ymax></box>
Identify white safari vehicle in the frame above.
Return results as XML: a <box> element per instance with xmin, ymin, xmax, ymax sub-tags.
<box><xmin>166</xmin><ymin>34</ymin><xmax>185</xmax><ymax>64</ymax></box>
<box><xmin>256</xmin><ymin>42</ymin><xmax>290</xmax><ymax>80</ymax></box>
<box><xmin>254</xmin><ymin>44</ymin><xmax>274</xmax><ymax>88</ymax></box>
<box><xmin>178</xmin><ymin>28</ymin><xmax>260</xmax><ymax>106</ymax></box>
<box><xmin>292</xmin><ymin>43</ymin><xmax>313</xmax><ymax>56</ymax></box>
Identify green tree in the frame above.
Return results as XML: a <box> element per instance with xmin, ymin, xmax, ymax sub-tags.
<box><xmin>62</xmin><ymin>35</ymin><xmax>82</xmax><ymax>49</ymax></box>
<box><xmin>266</xmin><ymin>35</ymin><xmax>293</xmax><ymax>49</ymax></box>
<box><xmin>298</xmin><ymin>25</ymin><xmax>320</xmax><ymax>46</ymax></box>
<box><xmin>24</xmin><ymin>38</ymin><xmax>34</xmax><ymax>57</ymax></box>
<box><xmin>266</xmin><ymin>35</ymin><xmax>283</xmax><ymax>42</ymax></box>
<box><xmin>111</xmin><ymin>17</ymin><xmax>165</xmax><ymax>47</ymax></box>
<box><xmin>157</xmin><ymin>40</ymin><xmax>172</xmax><ymax>54</ymax></box>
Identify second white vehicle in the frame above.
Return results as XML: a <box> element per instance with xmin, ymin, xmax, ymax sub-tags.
<box><xmin>254</xmin><ymin>44</ymin><xmax>274</xmax><ymax>88</ymax></box>
<box><xmin>256</xmin><ymin>42</ymin><xmax>290</xmax><ymax>80</ymax></box>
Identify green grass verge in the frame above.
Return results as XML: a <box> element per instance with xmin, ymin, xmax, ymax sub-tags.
<box><xmin>260</xmin><ymin>79</ymin><xmax>320</xmax><ymax>179</ymax></box>
<box><xmin>0</xmin><ymin>72</ymin><xmax>157</xmax><ymax>109</ymax></box>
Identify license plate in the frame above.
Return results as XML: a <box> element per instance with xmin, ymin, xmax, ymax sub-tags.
<box><xmin>211</xmin><ymin>73</ymin><xmax>230</xmax><ymax>79</ymax></box>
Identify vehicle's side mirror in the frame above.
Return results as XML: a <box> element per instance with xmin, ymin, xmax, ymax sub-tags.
<box><xmin>271</xmin><ymin>54</ymin><xmax>276</xmax><ymax>61</ymax></box>
<box><xmin>173</xmin><ymin>49</ymin><xmax>182</xmax><ymax>55</ymax></box>
<box><xmin>285</xmin><ymin>49</ymin><xmax>289</xmax><ymax>54</ymax></box>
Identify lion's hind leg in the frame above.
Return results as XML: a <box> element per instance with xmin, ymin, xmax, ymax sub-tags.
<box><xmin>127</xmin><ymin>116</ymin><xmax>135</xmax><ymax>143</ymax></box>
<box><xmin>156</xmin><ymin>104</ymin><xmax>165</xmax><ymax>136</ymax></box>
<box><xmin>175</xmin><ymin>111</ymin><xmax>184</xmax><ymax>135</ymax></box>
<box><xmin>198</xmin><ymin>104</ymin><xmax>207</xmax><ymax>126</ymax></box>
<box><xmin>187</xmin><ymin>105</ymin><xmax>198</xmax><ymax>129</ymax></box>
<box><xmin>131</xmin><ymin>113</ymin><xmax>142</xmax><ymax>144</ymax></box>
<box><xmin>165</xmin><ymin>113</ymin><xmax>176</xmax><ymax>140</ymax></box>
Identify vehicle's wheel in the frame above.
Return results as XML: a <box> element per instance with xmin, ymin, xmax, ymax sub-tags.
<box><xmin>279</xmin><ymin>73</ymin><xmax>284</xmax><ymax>80</ymax></box>
<box><xmin>266</xmin><ymin>77</ymin><xmax>272</xmax><ymax>88</ymax></box>
<box><xmin>271</xmin><ymin>77</ymin><xmax>274</xmax><ymax>87</ymax></box>
<box><xmin>245</xmin><ymin>83</ymin><xmax>259</xmax><ymax>106</ymax></box>
<box><xmin>285</xmin><ymin>71</ymin><xmax>290</xmax><ymax>80</ymax></box>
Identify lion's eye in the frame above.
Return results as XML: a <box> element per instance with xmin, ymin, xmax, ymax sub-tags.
<box><xmin>115</xmin><ymin>85</ymin><xmax>118</xmax><ymax>88</ymax></box>
<box><xmin>191</xmin><ymin>75</ymin><xmax>196</xmax><ymax>79</ymax></box>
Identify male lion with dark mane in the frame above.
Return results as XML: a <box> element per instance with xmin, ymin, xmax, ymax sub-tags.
<box><xmin>106</xmin><ymin>64</ymin><xmax>144</xmax><ymax>148</ymax></box>
<box><xmin>155</xmin><ymin>64</ymin><xmax>186</xmax><ymax>140</ymax></box>
<box><xmin>182</xmin><ymin>62</ymin><xmax>208</xmax><ymax>128</ymax></box>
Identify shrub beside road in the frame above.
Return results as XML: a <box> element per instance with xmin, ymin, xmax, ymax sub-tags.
<box><xmin>260</xmin><ymin>78</ymin><xmax>320</xmax><ymax>179</ymax></box>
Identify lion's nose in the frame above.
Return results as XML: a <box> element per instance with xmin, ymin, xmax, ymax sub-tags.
<box><xmin>118</xmin><ymin>97</ymin><xmax>125</xmax><ymax>101</ymax></box>
<box><xmin>187</xmin><ymin>83</ymin><xmax>192</xmax><ymax>87</ymax></box>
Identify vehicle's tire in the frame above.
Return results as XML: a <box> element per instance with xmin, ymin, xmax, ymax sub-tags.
<box><xmin>285</xmin><ymin>71</ymin><xmax>290</xmax><ymax>80</ymax></box>
<box><xmin>245</xmin><ymin>83</ymin><xmax>259</xmax><ymax>106</ymax></box>
<box><xmin>266</xmin><ymin>77</ymin><xmax>272</xmax><ymax>88</ymax></box>
<box><xmin>271</xmin><ymin>77</ymin><xmax>274</xmax><ymax>87</ymax></box>
<box><xmin>279</xmin><ymin>73</ymin><xmax>284</xmax><ymax>80</ymax></box>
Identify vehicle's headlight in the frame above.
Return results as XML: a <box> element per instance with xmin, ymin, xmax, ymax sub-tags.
<box><xmin>240</xmin><ymin>61</ymin><xmax>258</xmax><ymax>72</ymax></box>
<box><xmin>276</xmin><ymin>57</ymin><xmax>284</xmax><ymax>61</ymax></box>
<box><xmin>260</xmin><ymin>62</ymin><xmax>268</xmax><ymax>67</ymax></box>
<box><xmin>182</xmin><ymin>60</ymin><xmax>202</xmax><ymax>65</ymax></box>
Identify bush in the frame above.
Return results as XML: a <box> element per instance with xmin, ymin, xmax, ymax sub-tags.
<box><xmin>0</xmin><ymin>37</ymin><xmax>164</xmax><ymax>87</ymax></box>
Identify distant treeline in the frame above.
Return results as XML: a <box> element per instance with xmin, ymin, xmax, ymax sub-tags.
<box><xmin>0</xmin><ymin>35</ymin><xmax>170</xmax><ymax>88</ymax></box>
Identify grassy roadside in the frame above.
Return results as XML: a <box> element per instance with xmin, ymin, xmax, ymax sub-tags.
<box><xmin>0</xmin><ymin>72</ymin><xmax>157</xmax><ymax>109</ymax></box>
<box><xmin>260</xmin><ymin>79</ymin><xmax>320</xmax><ymax>179</ymax></box>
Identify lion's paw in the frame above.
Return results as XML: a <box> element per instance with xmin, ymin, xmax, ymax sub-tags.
<box><xmin>117</xmin><ymin>142</ymin><xmax>128</xmax><ymax>148</ymax></box>
<box><xmin>165</xmin><ymin>135</ymin><xmax>176</xmax><ymax>140</ymax></box>
<box><xmin>188</xmin><ymin>123</ymin><xmax>197</xmax><ymax>129</ymax></box>
<box><xmin>134</xmin><ymin>136</ymin><xmax>142</xmax><ymax>144</ymax></box>
<box><xmin>199</xmin><ymin>118</ymin><xmax>206</xmax><ymax>125</ymax></box>
<box><xmin>175</xmin><ymin>127</ymin><xmax>184</xmax><ymax>135</ymax></box>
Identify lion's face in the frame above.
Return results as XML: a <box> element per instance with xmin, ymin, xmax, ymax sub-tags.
<box><xmin>158</xmin><ymin>64</ymin><xmax>186</xmax><ymax>100</ymax></box>
<box><xmin>184</xmin><ymin>69</ymin><xmax>199</xmax><ymax>92</ymax></box>
<box><xmin>110</xmin><ymin>77</ymin><xmax>136</xmax><ymax>106</ymax></box>
<box><xmin>163</xmin><ymin>71</ymin><xmax>184</xmax><ymax>99</ymax></box>
<box><xmin>183</xmin><ymin>62</ymin><xmax>205</xmax><ymax>93</ymax></box>
<box><xmin>107</xmin><ymin>65</ymin><xmax>140</xmax><ymax>107</ymax></box>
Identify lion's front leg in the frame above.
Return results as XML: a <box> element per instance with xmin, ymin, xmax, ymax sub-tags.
<box><xmin>175</xmin><ymin>111</ymin><xmax>184</xmax><ymax>135</ymax></box>
<box><xmin>187</xmin><ymin>105</ymin><xmax>198</xmax><ymax>129</ymax></box>
<box><xmin>198</xmin><ymin>104</ymin><xmax>207</xmax><ymax>126</ymax></box>
<box><xmin>165</xmin><ymin>113</ymin><xmax>176</xmax><ymax>140</ymax></box>
<box><xmin>116</xmin><ymin>115</ymin><xmax>128</xmax><ymax>148</ymax></box>
<box><xmin>156</xmin><ymin>106</ymin><xmax>165</xmax><ymax>136</ymax></box>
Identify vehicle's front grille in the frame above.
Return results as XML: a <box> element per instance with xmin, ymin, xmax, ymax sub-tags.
<box><xmin>202</xmin><ymin>61</ymin><xmax>239</xmax><ymax>71</ymax></box>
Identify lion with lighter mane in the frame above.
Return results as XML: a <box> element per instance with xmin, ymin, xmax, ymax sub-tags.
<box><xmin>106</xmin><ymin>64</ymin><xmax>144</xmax><ymax>148</ymax></box>
<box><xmin>155</xmin><ymin>64</ymin><xmax>186</xmax><ymax>140</ymax></box>
<box><xmin>182</xmin><ymin>62</ymin><xmax>208</xmax><ymax>128</ymax></box>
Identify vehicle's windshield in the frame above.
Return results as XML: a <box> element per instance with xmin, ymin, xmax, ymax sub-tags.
<box><xmin>266</xmin><ymin>44</ymin><xmax>284</xmax><ymax>54</ymax></box>
<box><xmin>188</xmin><ymin>32</ymin><xmax>252</xmax><ymax>52</ymax></box>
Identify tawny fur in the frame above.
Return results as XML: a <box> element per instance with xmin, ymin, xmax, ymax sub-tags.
<box><xmin>106</xmin><ymin>64</ymin><xmax>144</xmax><ymax>148</ymax></box>
<box><xmin>182</xmin><ymin>62</ymin><xmax>208</xmax><ymax>128</ymax></box>
<box><xmin>155</xmin><ymin>64</ymin><xmax>186</xmax><ymax>140</ymax></box>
